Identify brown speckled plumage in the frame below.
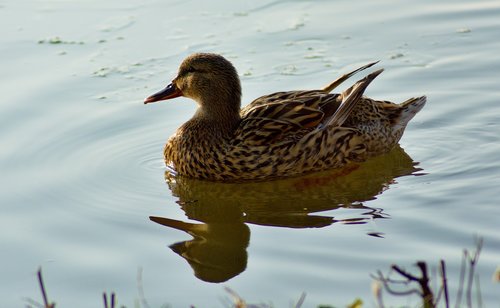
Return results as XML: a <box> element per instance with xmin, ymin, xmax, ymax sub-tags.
<box><xmin>145</xmin><ymin>53</ymin><xmax>426</xmax><ymax>182</ymax></box>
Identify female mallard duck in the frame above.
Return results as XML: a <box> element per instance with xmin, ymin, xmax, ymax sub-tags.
<box><xmin>145</xmin><ymin>53</ymin><xmax>425</xmax><ymax>182</ymax></box>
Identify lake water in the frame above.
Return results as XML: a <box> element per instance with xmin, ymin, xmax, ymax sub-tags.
<box><xmin>1</xmin><ymin>0</ymin><xmax>499</xmax><ymax>307</ymax></box>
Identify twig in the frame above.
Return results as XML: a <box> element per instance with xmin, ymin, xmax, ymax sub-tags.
<box><xmin>375</xmin><ymin>263</ymin><xmax>435</xmax><ymax>307</ymax></box>
<box><xmin>24</xmin><ymin>297</ymin><xmax>45</xmax><ymax>308</ymax></box>
<box><xmin>103</xmin><ymin>292</ymin><xmax>116</xmax><ymax>308</ymax></box>
<box><xmin>374</xmin><ymin>238</ymin><xmax>485</xmax><ymax>308</ymax></box>
<box><xmin>372</xmin><ymin>269</ymin><xmax>420</xmax><ymax>297</ymax></box>
<box><xmin>370</xmin><ymin>272</ymin><xmax>414</xmax><ymax>285</ymax></box>
<box><xmin>392</xmin><ymin>265</ymin><xmax>420</xmax><ymax>282</ymax></box>
<box><xmin>224</xmin><ymin>287</ymin><xmax>246</xmax><ymax>308</ymax></box>
<box><xmin>371</xmin><ymin>280</ymin><xmax>384</xmax><ymax>308</ymax></box>
<box><xmin>37</xmin><ymin>268</ymin><xmax>55</xmax><ymax>308</ymax></box>
<box><xmin>475</xmin><ymin>273</ymin><xmax>483</xmax><ymax>308</ymax></box>
<box><xmin>415</xmin><ymin>262</ymin><xmax>434</xmax><ymax>308</ymax></box>
<box><xmin>466</xmin><ymin>237</ymin><xmax>483</xmax><ymax>307</ymax></box>
<box><xmin>440</xmin><ymin>260</ymin><xmax>450</xmax><ymax>308</ymax></box>
<box><xmin>294</xmin><ymin>292</ymin><xmax>306</xmax><ymax>308</ymax></box>
<box><xmin>455</xmin><ymin>249</ymin><xmax>467</xmax><ymax>308</ymax></box>
<box><xmin>137</xmin><ymin>267</ymin><xmax>151</xmax><ymax>308</ymax></box>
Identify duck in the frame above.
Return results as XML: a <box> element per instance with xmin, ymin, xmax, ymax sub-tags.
<box><xmin>144</xmin><ymin>53</ymin><xmax>425</xmax><ymax>182</ymax></box>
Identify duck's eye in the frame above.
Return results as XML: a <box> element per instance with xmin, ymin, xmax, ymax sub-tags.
<box><xmin>185</xmin><ymin>67</ymin><xmax>196</xmax><ymax>74</ymax></box>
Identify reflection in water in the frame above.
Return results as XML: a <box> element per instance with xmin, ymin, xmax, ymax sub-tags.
<box><xmin>151</xmin><ymin>146</ymin><xmax>423</xmax><ymax>283</ymax></box>
<box><xmin>150</xmin><ymin>216</ymin><xmax>249</xmax><ymax>283</ymax></box>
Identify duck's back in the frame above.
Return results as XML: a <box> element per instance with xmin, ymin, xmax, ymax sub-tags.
<box><xmin>239</xmin><ymin>87</ymin><xmax>426</xmax><ymax>156</ymax></box>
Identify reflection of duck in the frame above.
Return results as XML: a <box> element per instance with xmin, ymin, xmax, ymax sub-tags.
<box><xmin>150</xmin><ymin>217</ymin><xmax>249</xmax><ymax>283</ymax></box>
<box><xmin>144</xmin><ymin>53</ymin><xmax>426</xmax><ymax>181</ymax></box>
<box><xmin>151</xmin><ymin>146</ymin><xmax>423</xmax><ymax>282</ymax></box>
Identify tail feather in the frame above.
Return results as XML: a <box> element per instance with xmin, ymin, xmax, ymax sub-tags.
<box><xmin>394</xmin><ymin>96</ymin><xmax>426</xmax><ymax>129</ymax></box>
<box><xmin>326</xmin><ymin>69</ymin><xmax>384</xmax><ymax>127</ymax></box>
<box><xmin>322</xmin><ymin>61</ymin><xmax>379</xmax><ymax>93</ymax></box>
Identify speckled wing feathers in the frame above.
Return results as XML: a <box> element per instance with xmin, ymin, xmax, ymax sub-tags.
<box><xmin>236</xmin><ymin>94</ymin><xmax>337</xmax><ymax>146</ymax></box>
<box><xmin>236</xmin><ymin>66</ymin><xmax>384</xmax><ymax>148</ymax></box>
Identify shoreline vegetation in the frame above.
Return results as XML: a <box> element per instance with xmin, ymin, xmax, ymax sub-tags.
<box><xmin>26</xmin><ymin>238</ymin><xmax>497</xmax><ymax>308</ymax></box>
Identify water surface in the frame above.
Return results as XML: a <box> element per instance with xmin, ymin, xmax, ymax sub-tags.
<box><xmin>1</xmin><ymin>0</ymin><xmax>499</xmax><ymax>307</ymax></box>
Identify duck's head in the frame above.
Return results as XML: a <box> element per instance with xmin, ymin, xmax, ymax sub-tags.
<box><xmin>144</xmin><ymin>53</ymin><xmax>242</xmax><ymax>114</ymax></box>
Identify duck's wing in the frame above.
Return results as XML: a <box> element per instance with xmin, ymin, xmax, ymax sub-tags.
<box><xmin>236</xmin><ymin>93</ymin><xmax>337</xmax><ymax>146</ymax></box>
<box><xmin>241</xmin><ymin>90</ymin><xmax>324</xmax><ymax>113</ymax></box>
<box><xmin>236</xmin><ymin>62</ymin><xmax>382</xmax><ymax>147</ymax></box>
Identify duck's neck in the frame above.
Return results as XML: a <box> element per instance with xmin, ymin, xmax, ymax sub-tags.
<box><xmin>184</xmin><ymin>95</ymin><xmax>241</xmax><ymax>140</ymax></box>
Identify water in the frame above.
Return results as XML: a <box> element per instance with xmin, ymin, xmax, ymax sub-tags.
<box><xmin>1</xmin><ymin>0</ymin><xmax>499</xmax><ymax>306</ymax></box>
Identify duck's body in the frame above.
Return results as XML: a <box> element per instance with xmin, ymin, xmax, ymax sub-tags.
<box><xmin>145</xmin><ymin>53</ymin><xmax>425</xmax><ymax>182</ymax></box>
